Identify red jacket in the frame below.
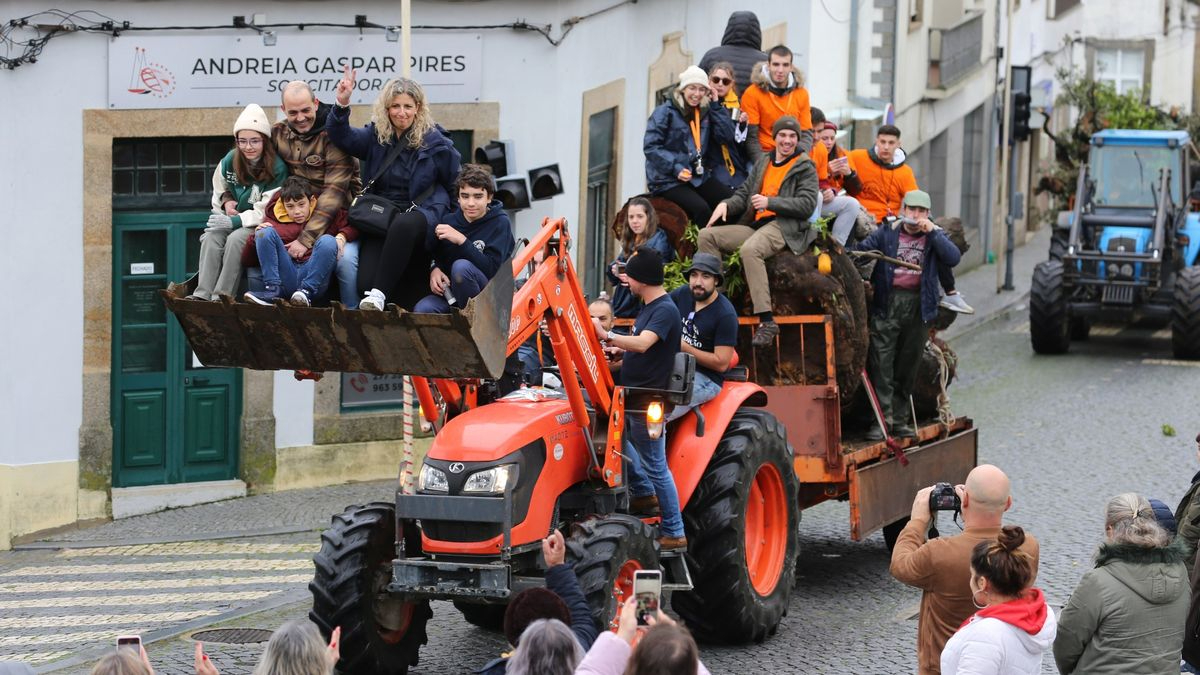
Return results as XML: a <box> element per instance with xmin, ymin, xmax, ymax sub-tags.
<box><xmin>242</xmin><ymin>192</ymin><xmax>356</xmax><ymax>267</ymax></box>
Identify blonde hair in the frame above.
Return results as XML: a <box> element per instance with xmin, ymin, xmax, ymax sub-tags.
<box><xmin>252</xmin><ymin>620</ymin><xmax>331</xmax><ymax>675</ymax></box>
<box><xmin>90</xmin><ymin>649</ymin><xmax>151</xmax><ymax>675</ymax></box>
<box><xmin>371</xmin><ymin>78</ymin><xmax>436</xmax><ymax>149</ymax></box>
<box><xmin>1105</xmin><ymin>493</ymin><xmax>1170</xmax><ymax>548</ymax></box>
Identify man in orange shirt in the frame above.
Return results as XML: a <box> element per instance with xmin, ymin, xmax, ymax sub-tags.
<box><xmin>809</xmin><ymin>109</ymin><xmax>864</xmax><ymax>246</ymax></box>
<box><xmin>740</xmin><ymin>45</ymin><xmax>813</xmax><ymax>161</ymax></box>
<box><xmin>849</xmin><ymin>125</ymin><xmax>973</xmax><ymax>313</ymax></box>
<box><xmin>697</xmin><ymin>116</ymin><xmax>819</xmax><ymax>348</ymax></box>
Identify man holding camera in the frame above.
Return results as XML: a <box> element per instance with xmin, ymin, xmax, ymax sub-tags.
<box><xmin>890</xmin><ymin>464</ymin><xmax>1040</xmax><ymax>674</ymax></box>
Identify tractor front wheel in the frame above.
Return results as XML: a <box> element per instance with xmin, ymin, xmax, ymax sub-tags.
<box><xmin>1030</xmin><ymin>261</ymin><xmax>1070</xmax><ymax>354</ymax></box>
<box><xmin>1173</xmin><ymin>267</ymin><xmax>1200</xmax><ymax>359</ymax></box>
<box><xmin>566</xmin><ymin>515</ymin><xmax>660</xmax><ymax>633</ymax></box>
<box><xmin>309</xmin><ymin>502</ymin><xmax>431</xmax><ymax>675</ymax></box>
<box><xmin>673</xmin><ymin>408</ymin><xmax>800</xmax><ymax>644</ymax></box>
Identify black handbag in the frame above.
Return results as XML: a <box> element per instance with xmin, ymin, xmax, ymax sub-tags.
<box><xmin>348</xmin><ymin>142</ymin><xmax>433</xmax><ymax>238</ymax></box>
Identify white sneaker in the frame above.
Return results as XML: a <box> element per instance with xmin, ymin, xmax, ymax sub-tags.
<box><xmin>290</xmin><ymin>290</ymin><xmax>311</xmax><ymax>306</ymax></box>
<box><xmin>359</xmin><ymin>289</ymin><xmax>386</xmax><ymax>311</ymax></box>
<box><xmin>940</xmin><ymin>293</ymin><xmax>975</xmax><ymax>314</ymax></box>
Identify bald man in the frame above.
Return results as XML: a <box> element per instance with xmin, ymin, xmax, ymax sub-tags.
<box><xmin>889</xmin><ymin>465</ymin><xmax>1040</xmax><ymax>675</ymax></box>
<box><xmin>270</xmin><ymin>82</ymin><xmax>360</xmax><ymax>304</ymax></box>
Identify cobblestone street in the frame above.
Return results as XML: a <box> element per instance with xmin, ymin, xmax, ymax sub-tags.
<box><xmin>4</xmin><ymin>305</ymin><xmax>1200</xmax><ymax>673</ymax></box>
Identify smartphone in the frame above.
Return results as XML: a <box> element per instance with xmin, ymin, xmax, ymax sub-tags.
<box><xmin>116</xmin><ymin>635</ymin><xmax>141</xmax><ymax>651</ymax></box>
<box><xmin>615</xmin><ymin>262</ymin><xmax>627</xmax><ymax>275</ymax></box>
<box><xmin>633</xmin><ymin>569</ymin><xmax>662</xmax><ymax>626</ymax></box>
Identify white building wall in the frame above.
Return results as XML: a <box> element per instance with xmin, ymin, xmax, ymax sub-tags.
<box><xmin>1</xmin><ymin>0</ymin><xmax>816</xmax><ymax>470</ymax></box>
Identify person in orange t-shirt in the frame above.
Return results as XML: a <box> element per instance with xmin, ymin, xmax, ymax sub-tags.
<box><xmin>809</xmin><ymin>109</ymin><xmax>864</xmax><ymax>246</ymax></box>
<box><xmin>739</xmin><ymin>45</ymin><xmax>813</xmax><ymax>161</ymax></box>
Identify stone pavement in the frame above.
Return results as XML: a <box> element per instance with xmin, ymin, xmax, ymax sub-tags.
<box><xmin>942</xmin><ymin>226</ymin><xmax>1050</xmax><ymax>342</ymax></box>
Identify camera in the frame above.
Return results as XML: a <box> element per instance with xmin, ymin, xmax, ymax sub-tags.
<box><xmin>689</xmin><ymin>151</ymin><xmax>704</xmax><ymax>176</ymax></box>
<box><xmin>929</xmin><ymin>482</ymin><xmax>961</xmax><ymax>512</ymax></box>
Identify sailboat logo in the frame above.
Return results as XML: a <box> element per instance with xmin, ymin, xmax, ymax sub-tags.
<box><xmin>127</xmin><ymin>47</ymin><xmax>176</xmax><ymax>99</ymax></box>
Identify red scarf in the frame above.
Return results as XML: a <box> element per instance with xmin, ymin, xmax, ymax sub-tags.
<box><xmin>960</xmin><ymin>587</ymin><xmax>1048</xmax><ymax>635</ymax></box>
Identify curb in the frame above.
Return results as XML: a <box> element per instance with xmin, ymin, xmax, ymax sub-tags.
<box><xmin>942</xmin><ymin>291</ymin><xmax>1031</xmax><ymax>343</ymax></box>
<box><xmin>34</xmin><ymin>589</ymin><xmax>311</xmax><ymax>673</ymax></box>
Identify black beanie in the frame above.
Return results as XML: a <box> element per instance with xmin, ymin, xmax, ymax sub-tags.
<box><xmin>624</xmin><ymin>245</ymin><xmax>664</xmax><ymax>286</ymax></box>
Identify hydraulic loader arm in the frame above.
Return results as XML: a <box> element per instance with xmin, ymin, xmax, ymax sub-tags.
<box><xmin>506</xmin><ymin>218</ymin><xmax>615</xmax><ymax>424</ymax></box>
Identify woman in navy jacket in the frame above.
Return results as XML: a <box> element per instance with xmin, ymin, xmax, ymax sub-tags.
<box><xmin>328</xmin><ymin>66</ymin><xmax>461</xmax><ymax>310</ymax></box>
<box><xmin>644</xmin><ymin>65</ymin><xmax>737</xmax><ymax>228</ymax></box>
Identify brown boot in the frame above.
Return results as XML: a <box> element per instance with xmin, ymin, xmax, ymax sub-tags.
<box><xmin>751</xmin><ymin>320</ymin><xmax>779</xmax><ymax>348</ymax></box>
<box><xmin>659</xmin><ymin>535</ymin><xmax>688</xmax><ymax>551</ymax></box>
<box><xmin>629</xmin><ymin>494</ymin><xmax>660</xmax><ymax>515</ymax></box>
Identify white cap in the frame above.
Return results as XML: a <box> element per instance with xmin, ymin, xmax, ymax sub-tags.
<box><xmin>677</xmin><ymin>65</ymin><xmax>709</xmax><ymax>91</ymax></box>
<box><xmin>233</xmin><ymin>103</ymin><xmax>272</xmax><ymax>137</ymax></box>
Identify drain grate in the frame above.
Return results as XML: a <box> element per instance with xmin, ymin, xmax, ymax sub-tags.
<box><xmin>191</xmin><ymin>628</ymin><xmax>274</xmax><ymax>644</ymax></box>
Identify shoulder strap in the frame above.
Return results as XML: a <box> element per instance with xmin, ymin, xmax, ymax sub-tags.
<box><xmin>360</xmin><ymin>142</ymin><xmax>406</xmax><ymax>196</ymax></box>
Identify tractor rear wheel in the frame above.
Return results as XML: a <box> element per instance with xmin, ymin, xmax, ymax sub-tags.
<box><xmin>882</xmin><ymin>517</ymin><xmax>910</xmax><ymax>552</ymax></box>
<box><xmin>673</xmin><ymin>408</ymin><xmax>800</xmax><ymax>644</ymax></box>
<box><xmin>453</xmin><ymin>601</ymin><xmax>506</xmax><ymax>631</ymax></box>
<box><xmin>1030</xmin><ymin>261</ymin><xmax>1070</xmax><ymax>354</ymax></box>
<box><xmin>566</xmin><ymin>515</ymin><xmax>659</xmax><ymax>634</ymax></box>
<box><xmin>1173</xmin><ymin>267</ymin><xmax>1200</xmax><ymax>359</ymax></box>
<box><xmin>309</xmin><ymin>502</ymin><xmax>431</xmax><ymax>675</ymax></box>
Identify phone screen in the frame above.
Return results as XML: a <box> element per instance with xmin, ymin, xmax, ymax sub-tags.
<box><xmin>633</xmin><ymin>570</ymin><xmax>662</xmax><ymax>626</ymax></box>
<box><xmin>116</xmin><ymin>635</ymin><xmax>141</xmax><ymax>651</ymax></box>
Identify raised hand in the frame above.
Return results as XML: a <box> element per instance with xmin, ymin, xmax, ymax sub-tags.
<box><xmin>541</xmin><ymin>530</ymin><xmax>566</xmax><ymax>567</ymax></box>
<box><xmin>336</xmin><ymin>64</ymin><xmax>357</xmax><ymax>106</ymax></box>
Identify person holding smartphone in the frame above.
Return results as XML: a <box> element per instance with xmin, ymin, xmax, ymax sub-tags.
<box><xmin>576</xmin><ymin>595</ymin><xmax>713</xmax><ymax>675</ymax></box>
<box><xmin>809</xmin><ymin>109</ymin><xmax>866</xmax><ymax>247</ymax></box>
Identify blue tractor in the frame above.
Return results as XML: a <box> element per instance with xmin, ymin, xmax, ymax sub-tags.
<box><xmin>1031</xmin><ymin>129</ymin><xmax>1200</xmax><ymax>357</ymax></box>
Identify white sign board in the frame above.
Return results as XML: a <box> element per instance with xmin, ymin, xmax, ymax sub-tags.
<box><xmin>108</xmin><ymin>33</ymin><xmax>482</xmax><ymax>110</ymax></box>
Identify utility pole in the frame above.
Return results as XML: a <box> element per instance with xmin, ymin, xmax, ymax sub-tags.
<box><xmin>401</xmin><ymin>0</ymin><xmax>412</xmax><ymax>78</ymax></box>
<box><xmin>995</xmin><ymin>0</ymin><xmax>1015</xmax><ymax>292</ymax></box>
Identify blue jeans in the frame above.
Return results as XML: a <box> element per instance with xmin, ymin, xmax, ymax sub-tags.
<box><xmin>665</xmin><ymin>371</ymin><xmax>722</xmax><ymax>422</ymax></box>
<box><xmin>336</xmin><ymin>240</ymin><xmax>360</xmax><ymax>307</ymax></box>
<box><xmin>413</xmin><ymin>259</ymin><xmax>490</xmax><ymax>313</ymax></box>
<box><xmin>623</xmin><ymin>415</ymin><xmax>685</xmax><ymax>538</ymax></box>
<box><xmin>255</xmin><ymin>229</ymin><xmax>338</xmax><ymax>297</ymax></box>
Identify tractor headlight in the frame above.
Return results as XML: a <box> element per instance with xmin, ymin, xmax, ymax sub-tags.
<box><xmin>417</xmin><ymin>465</ymin><xmax>449</xmax><ymax>493</ymax></box>
<box><xmin>1107</xmin><ymin>264</ymin><xmax>1120</xmax><ymax>279</ymax></box>
<box><xmin>462</xmin><ymin>464</ymin><xmax>515</xmax><ymax>494</ymax></box>
<box><xmin>1120</xmin><ymin>263</ymin><xmax>1134</xmax><ymax>278</ymax></box>
<box><xmin>646</xmin><ymin>401</ymin><xmax>665</xmax><ymax>440</ymax></box>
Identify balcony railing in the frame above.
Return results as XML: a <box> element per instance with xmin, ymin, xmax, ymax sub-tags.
<box><xmin>928</xmin><ymin>12</ymin><xmax>984</xmax><ymax>90</ymax></box>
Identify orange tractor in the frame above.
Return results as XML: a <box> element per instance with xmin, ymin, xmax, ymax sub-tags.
<box><xmin>164</xmin><ymin>216</ymin><xmax>976</xmax><ymax>673</ymax></box>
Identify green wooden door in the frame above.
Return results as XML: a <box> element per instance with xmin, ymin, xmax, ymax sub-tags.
<box><xmin>112</xmin><ymin>212</ymin><xmax>241</xmax><ymax>487</ymax></box>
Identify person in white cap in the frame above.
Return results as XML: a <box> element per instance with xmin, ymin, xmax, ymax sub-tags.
<box><xmin>644</xmin><ymin>65</ymin><xmax>739</xmax><ymax>228</ymax></box>
<box><xmin>189</xmin><ymin>104</ymin><xmax>288</xmax><ymax>301</ymax></box>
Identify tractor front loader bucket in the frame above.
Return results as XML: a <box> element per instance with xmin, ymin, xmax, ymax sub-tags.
<box><xmin>160</xmin><ymin>270</ymin><xmax>513</xmax><ymax>379</ymax></box>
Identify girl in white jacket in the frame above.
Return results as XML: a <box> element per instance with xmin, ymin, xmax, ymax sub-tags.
<box><xmin>941</xmin><ymin>526</ymin><xmax>1056</xmax><ymax>674</ymax></box>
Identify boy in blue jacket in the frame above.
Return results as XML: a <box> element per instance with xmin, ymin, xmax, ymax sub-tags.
<box><xmin>854</xmin><ymin>190</ymin><xmax>961</xmax><ymax>440</ymax></box>
<box><xmin>414</xmin><ymin>164</ymin><xmax>516</xmax><ymax>313</ymax></box>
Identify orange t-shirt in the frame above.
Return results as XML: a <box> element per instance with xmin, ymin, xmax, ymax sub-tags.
<box><xmin>741</xmin><ymin>84</ymin><xmax>812</xmax><ymax>153</ymax></box>
<box><xmin>847</xmin><ymin>148</ymin><xmax>918</xmax><ymax>222</ymax></box>
<box><xmin>755</xmin><ymin>155</ymin><xmax>801</xmax><ymax>222</ymax></box>
<box><xmin>812</xmin><ymin>142</ymin><xmax>853</xmax><ymax>192</ymax></box>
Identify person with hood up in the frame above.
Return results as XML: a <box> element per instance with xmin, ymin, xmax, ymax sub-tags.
<box><xmin>699</xmin><ymin>11</ymin><xmax>767</xmax><ymax>99</ymax></box>
<box><xmin>414</xmin><ymin>164</ymin><xmax>515</xmax><ymax>313</ymax></box>
<box><xmin>1173</xmin><ymin>431</ymin><xmax>1200</xmax><ymax>576</ymax></box>
<box><xmin>271</xmin><ymin>82</ymin><xmax>360</xmax><ymax>306</ymax></box>
<box><xmin>940</xmin><ymin>526</ymin><xmax>1055</xmax><ymax>674</ymax></box>
<box><xmin>740</xmin><ymin>45</ymin><xmax>814</xmax><ymax>159</ymax></box>
<box><xmin>1053</xmin><ymin>493</ymin><xmax>1189</xmax><ymax>674</ymax></box>
<box><xmin>644</xmin><ymin>66</ymin><xmax>738</xmax><ymax>228</ymax></box>
<box><xmin>329</xmin><ymin>65</ymin><xmax>461</xmax><ymax>311</ymax></box>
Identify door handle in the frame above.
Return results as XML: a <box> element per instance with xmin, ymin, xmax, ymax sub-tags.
<box><xmin>185</xmin><ymin>376</ymin><xmax>211</xmax><ymax>386</ymax></box>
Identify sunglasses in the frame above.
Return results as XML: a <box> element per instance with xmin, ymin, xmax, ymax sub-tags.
<box><xmin>710</xmin><ymin>76</ymin><xmax>732</xmax><ymax>86</ymax></box>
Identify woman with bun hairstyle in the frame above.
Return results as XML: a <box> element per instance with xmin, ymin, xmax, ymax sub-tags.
<box><xmin>940</xmin><ymin>526</ymin><xmax>1054</xmax><ymax>674</ymax></box>
<box><xmin>1053</xmin><ymin>493</ymin><xmax>1189</xmax><ymax>674</ymax></box>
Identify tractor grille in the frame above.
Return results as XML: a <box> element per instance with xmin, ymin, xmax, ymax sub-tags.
<box><xmin>1106</xmin><ymin>237</ymin><xmax>1138</xmax><ymax>253</ymax></box>
<box><xmin>1102</xmin><ymin>285</ymin><xmax>1136</xmax><ymax>305</ymax></box>
<box><xmin>422</xmin><ymin>521</ymin><xmax>503</xmax><ymax>543</ymax></box>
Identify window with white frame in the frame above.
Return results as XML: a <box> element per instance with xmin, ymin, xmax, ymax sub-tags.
<box><xmin>1095</xmin><ymin>48</ymin><xmax>1145</xmax><ymax>95</ymax></box>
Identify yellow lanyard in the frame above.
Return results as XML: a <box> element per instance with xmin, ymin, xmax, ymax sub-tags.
<box><xmin>689</xmin><ymin>108</ymin><xmax>703</xmax><ymax>153</ymax></box>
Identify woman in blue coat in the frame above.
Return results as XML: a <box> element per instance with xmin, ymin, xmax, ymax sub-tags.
<box><xmin>328</xmin><ymin>66</ymin><xmax>461</xmax><ymax>310</ymax></box>
<box><xmin>607</xmin><ymin>197</ymin><xmax>675</xmax><ymax>318</ymax></box>
<box><xmin>644</xmin><ymin>65</ymin><xmax>737</xmax><ymax>228</ymax></box>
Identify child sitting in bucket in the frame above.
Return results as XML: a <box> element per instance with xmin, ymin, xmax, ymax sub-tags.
<box><xmin>244</xmin><ymin>176</ymin><xmax>358</xmax><ymax>306</ymax></box>
<box><xmin>414</xmin><ymin>164</ymin><xmax>516</xmax><ymax>313</ymax></box>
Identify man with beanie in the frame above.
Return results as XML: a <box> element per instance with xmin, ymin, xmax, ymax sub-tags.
<box><xmin>591</xmin><ymin>247</ymin><xmax>687</xmax><ymax>551</ymax></box>
<box><xmin>855</xmin><ymin>190</ymin><xmax>961</xmax><ymax>439</ymax></box>
<box><xmin>272</xmin><ymin>81</ymin><xmax>360</xmax><ymax>304</ymax></box>
<box><xmin>666</xmin><ymin>252</ymin><xmax>738</xmax><ymax>420</ymax></box>
<box><xmin>699</xmin><ymin>11</ymin><xmax>767</xmax><ymax>98</ymax></box>
<box><xmin>740</xmin><ymin>45</ymin><xmax>813</xmax><ymax>159</ymax></box>
<box><xmin>698</xmin><ymin>115</ymin><xmax>819</xmax><ymax>348</ymax></box>
<box><xmin>475</xmin><ymin>530</ymin><xmax>596</xmax><ymax>674</ymax></box>
<box><xmin>645</xmin><ymin>65</ymin><xmax>738</xmax><ymax>227</ymax></box>
<box><xmin>191</xmin><ymin>103</ymin><xmax>289</xmax><ymax>301</ymax></box>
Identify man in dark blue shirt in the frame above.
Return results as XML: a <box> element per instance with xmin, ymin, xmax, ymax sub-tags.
<box><xmin>667</xmin><ymin>253</ymin><xmax>738</xmax><ymax>421</ymax></box>
<box><xmin>591</xmin><ymin>246</ymin><xmax>686</xmax><ymax>550</ymax></box>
